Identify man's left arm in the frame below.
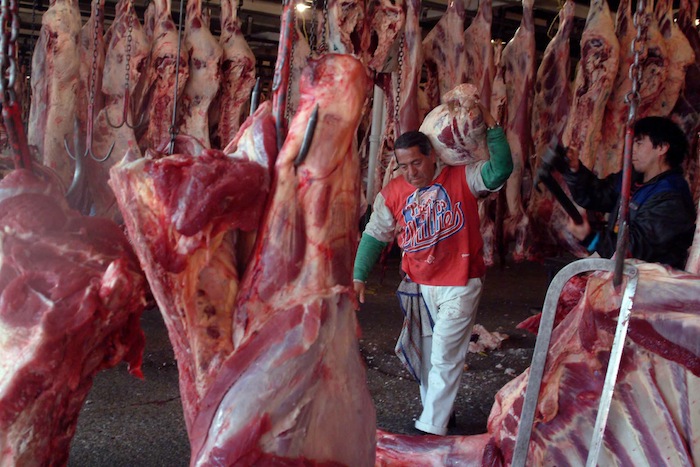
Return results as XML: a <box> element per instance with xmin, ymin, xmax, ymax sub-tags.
<box><xmin>480</xmin><ymin>126</ymin><xmax>513</xmax><ymax>190</ymax></box>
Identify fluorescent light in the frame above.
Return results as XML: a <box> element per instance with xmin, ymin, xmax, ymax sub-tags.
<box><xmin>296</xmin><ymin>3</ymin><xmax>309</xmax><ymax>12</ymax></box>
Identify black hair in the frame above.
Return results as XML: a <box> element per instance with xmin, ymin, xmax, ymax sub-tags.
<box><xmin>394</xmin><ymin>130</ymin><xmax>433</xmax><ymax>157</ymax></box>
<box><xmin>633</xmin><ymin>116</ymin><xmax>689</xmax><ymax>168</ymax></box>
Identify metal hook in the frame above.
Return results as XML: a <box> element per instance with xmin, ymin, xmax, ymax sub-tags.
<box><xmin>65</xmin><ymin>0</ymin><xmax>114</xmax><ymax>162</ymax></box>
<box><xmin>294</xmin><ymin>103</ymin><xmax>319</xmax><ymax>167</ymax></box>
<box><xmin>107</xmin><ymin>1</ymin><xmax>144</xmax><ymax>130</ymax></box>
<box><xmin>106</xmin><ymin>89</ymin><xmax>146</xmax><ymax>129</ymax></box>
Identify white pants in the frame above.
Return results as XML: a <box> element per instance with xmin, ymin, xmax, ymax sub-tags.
<box><xmin>414</xmin><ymin>278</ymin><xmax>483</xmax><ymax>435</ymax></box>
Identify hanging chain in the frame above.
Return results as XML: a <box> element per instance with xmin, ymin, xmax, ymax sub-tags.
<box><xmin>88</xmin><ymin>0</ymin><xmax>100</xmax><ymax>114</ymax></box>
<box><xmin>285</xmin><ymin>10</ymin><xmax>297</xmax><ymax>121</ymax></box>
<box><xmin>318</xmin><ymin>0</ymin><xmax>328</xmax><ymax>54</ymax></box>
<box><xmin>0</xmin><ymin>0</ymin><xmax>20</xmax><ymax>105</ymax></box>
<box><xmin>309</xmin><ymin>0</ymin><xmax>317</xmax><ymax>54</ymax></box>
<box><xmin>124</xmin><ymin>3</ymin><xmax>134</xmax><ymax>97</ymax></box>
<box><xmin>624</xmin><ymin>0</ymin><xmax>646</xmax><ymax>111</ymax></box>
<box><xmin>393</xmin><ymin>33</ymin><xmax>405</xmax><ymax>125</ymax></box>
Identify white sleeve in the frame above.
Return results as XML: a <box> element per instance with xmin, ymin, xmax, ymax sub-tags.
<box><xmin>363</xmin><ymin>192</ymin><xmax>397</xmax><ymax>243</ymax></box>
<box><xmin>465</xmin><ymin>161</ymin><xmax>504</xmax><ymax>197</ymax></box>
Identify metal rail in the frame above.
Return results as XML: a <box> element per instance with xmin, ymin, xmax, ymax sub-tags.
<box><xmin>511</xmin><ymin>257</ymin><xmax>639</xmax><ymax>467</ymax></box>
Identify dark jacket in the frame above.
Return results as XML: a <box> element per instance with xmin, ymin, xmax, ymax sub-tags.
<box><xmin>561</xmin><ymin>165</ymin><xmax>696</xmax><ymax>270</ymax></box>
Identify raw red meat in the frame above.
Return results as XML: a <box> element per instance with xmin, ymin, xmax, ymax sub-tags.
<box><xmin>190</xmin><ymin>53</ymin><xmax>375</xmax><ymax>466</ymax></box>
<box><xmin>486</xmin><ymin>262</ymin><xmax>700</xmax><ymax>465</ymax></box>
<box><xmin>177</xmin><ymin>0</ymin><xmax>223</xmax><ymax>148</ymax></box>
<box><xmin>27</xmin><ymin>0</ymin><xmax>82</xmax><ymax>189</ymax></box>
<box><xmin>561</xmin><ymin>0</ymin><xmax>619</xmax><ymax>172</ymax></box>
<box><xmin>463</xmin><ymin>0</ymin><xmax>494</xmax><ymax>108</ymax></box>
<box><xmin>526</xmin><ymin>0</ymin><xmax>585</xmax><ymax>260</ymax></box>
<box><xmin>501</xmin><ymin>0</ymin><xmax>536</xmax><ymax>262</ymax></box>
<box><xmin>89</xmin><ymin>0</ymin><xmax>150</xmax><ymax>220</ymax></box>
<box><xmin>378</xmin><ymin>261</ymin><xmax>700</xmax><ymax>465</ymax></box>
<box><xmin>419</xmin><ymin>83</ymin><xmax>489</xmax><ymax>166</ymax></box>
<box><xmin>0</xmin><ymin>169</ymin><xmax>147</xmax><ymax>465</ymax></box>
<box><xmin>140</xmin><ymin>0</ymin><xmax>189</xmax><ymax>151</ymax></box>
<box><xmin>110</xmin><ymin>131</ymin><xmax>272</xmax><ymax>431</ymax></box>
<box><xmin>646</xmin><ymin>0</ymin><xmax>695</xmax><ymax>117</ymax></box>
<box><xmin>209</xmin><ymin>0</ymin><xmax>256</xmax><ymax>149</ymax></box>
<box><xmin>422</xmin><ymin>0</ymin><xmax>467</xmax><ymax>99</ymax></box>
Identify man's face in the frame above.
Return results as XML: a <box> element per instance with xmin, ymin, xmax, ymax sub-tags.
<box><xmin>395</xmin><ymin>146</ymin><xmax>437</xmax><ymax>188</ymax></box>
<box><xmin>632</xmin><ymin>135</ymin><xmax>667</xmax><ymax>176</ymax></box>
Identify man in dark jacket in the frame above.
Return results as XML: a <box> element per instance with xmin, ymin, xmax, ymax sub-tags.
<box><xmin>561</xmin><ymin>116</ymin><xmax>696</xmax><ymax>270</ymax></box>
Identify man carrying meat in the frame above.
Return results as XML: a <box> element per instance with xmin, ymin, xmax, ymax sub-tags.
<box><xmin>562</xmin><ymin>116</ymin><xmax>696</xmax><ymax>270</ymax></box>
<box><xmin>353</xmin><ymin>105</ymin><xmax>512</xmax><ymax>436</ymax></box>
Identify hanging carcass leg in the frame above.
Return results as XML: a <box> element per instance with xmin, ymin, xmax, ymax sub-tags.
<box><xmin>190</xmin><ymin>54</ymin><xmax>375</xmax><ymax>466</ymax></box>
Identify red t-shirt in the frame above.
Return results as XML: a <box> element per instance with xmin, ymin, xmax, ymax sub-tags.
<box><xmin>381</xmin><ymin>166</ymin><xmax>485</xmax><ymax>285</ymax></box>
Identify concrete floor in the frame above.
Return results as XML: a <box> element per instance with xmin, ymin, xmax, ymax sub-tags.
<box><xmin>67</xmin><ymin>257</ymin><xmax>550</xmax><ymax>466</ymax></box>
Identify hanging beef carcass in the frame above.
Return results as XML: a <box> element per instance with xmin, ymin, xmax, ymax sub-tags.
<box><xmin>139</xmin><ymin>0</ymin><xmax>189</xmax><ymax>151</ymax></box>
<box><xmin>0</xmin><ymin>169</ymin><xmax>147</xmax><ymax>465</ymax></box>
<box><xmin>596</xmin><ymin>0</ymin><xmax>668</xmax><ymax>177</ymax></box>
<box><xmin>109</xmin><ymin>126</ymin><xmax>273</xmax><ymax>430</ymax></box>
<box><xmin>27</xmin><ymin>0</ymin><xmax>82</xmax><ymax>189</ymax></box>
<box><xmin>113</xmin><ymin>53</ymin><xmax>374</xmax><ymax>465</ymax></box>
<box><xmin>672</xmin><ymin>0</ymin><xmax>700</xmax><ymax>201</ymax></box>
<box><xmin>377</xmin><ymin>261</ymin><xmax>700</xmax><ymax>465</ymax></box>
<box><xmin>501</xmin><ymin>0</ymin><xmax>536</xmax><ymax>262</ymax></box>
<box><xmin>645</xmin><ymin>0</ymin><xmax>695</xmax><ymax>117</ymax></box>
<box><xmin>177</xmin><ymin>0</ymin><xmax>223</xmax><ymax>148</ymax></box>
<box><xmin>561</xmin><ymin>0</ymin><xmax>619</xmax><ymax>173</ymax></box>
<box><xmin>326</xmin><ymin>0</ymin><xmax>370</xmax><ymax>56</ymax></box>
<box><xmin>89</xmin><ymin>0</ymin><xmax>150</xmax><ymax>220</ymax></box>
<box><xmin>209</xmin><ymin>0</ymin><xmax>256</xmax><ymax>150</ymax></box>
<box><xmin>526</xmin><ymin>0</ymin><xmax>585</xmax><ymax>261</ymax></box>
<box><xmin>190</xmin><ymin>54</ymin><xmax>373</xmax><ymax>466</ymax></box>
<box><xmin>366</xmin><ymin>0</ymin><xmax>405</xmax><ymax>74</ymax></box>
<box><xmin>463</xmin><ymin>0</ymin><xmax>494</xmax><ymax>109</ymax></box>
<box><xmin>422</xmin><ymin>0</ymin><xmax>467</xmax><ymax>100</ymax></box>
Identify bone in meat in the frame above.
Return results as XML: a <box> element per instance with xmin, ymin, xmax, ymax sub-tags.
<box><xmin>140</xmin><ymin>0</ymin><xmax>189</xmax><ymax>151</ymax></box>
<box><xmin>561</xmin><ymin>0</ymin><xmax>619</xmax><ymax>172</ymax></box>
<box><xmin>210</xmin><ymin>0</ymin><xmax>256</xmax><ymax>149</ymax></box>
<box><xmin>463</xmin><ymin>0</ymin><xmax>494</xmax><ymax>108</ymax></box>
<box><xmin>526</xmin><ymin>0</ymin><xmax>585</xmax><ymax>261</ymax></box>
<box><xmin>501</xmin><ymin>0</ymin><xmax>536</xmax><ymax>262</ymax></box>
<box><xmin>89</xmin><ymin>0</ymin><xmax>150</xmax><ymax>220</ymax></box>
<box><xmin>177</xmin><ymin>0</ymin><xmax>223</xmax><ymax>148</ymax></box>
<box><xmin>188</xmin><ymin>54</ymin><xmax>375</xmax><ymax>466</ymax></box>
<box><xmin>27</xmin><ymin>0</ymin><xmax>83</xmax><ymax>189</ymax></box>
<box><xmin>0</xmin><ymin>169</ymin><xmax>147</xmax><ymax>465</ymax></box>
<box><xmin>422</xmin><ymin>0</ymin><xmax>467</xmax><ymax>99</ymax></box>
<box><xmin>486</xmin><ymin>262</ymin><xmax>700</xmax><ymax>465</ymax></box>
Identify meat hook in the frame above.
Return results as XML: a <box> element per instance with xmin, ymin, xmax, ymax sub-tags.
<box><xmin>249</xmin><ymin>77</ymin><xmax>261</xmax><ymax>116</ymax></box>
<box><xmin>107</xmin><ymin>3</ymin><xmax>145</xmax><ymax>130</ymax></box>
<box><xmin>293</xmin><ymin>103</ymin><xmax>319</xmax><ymax>167</ymax></box>
<box><xmin>64</xmin><ymin>0</ymin><xmax>114</xmax><ymax>162</ymax></box>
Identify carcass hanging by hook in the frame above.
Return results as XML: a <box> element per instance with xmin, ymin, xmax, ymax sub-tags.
<box><xmin>106</xmin><ymin>0</ymin><xmax>145</xmax><ymax>130</ymax></box>
<box><xmin>64</xmin><ymin>0</ymin><xmax>114</xmax><ymax>162</ymax></box>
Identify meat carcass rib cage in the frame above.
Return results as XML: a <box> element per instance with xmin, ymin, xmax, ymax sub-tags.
<box><xmin>513</xmin><ymin>257</ymin><xmax>638</xmax><ymax>467</ymax></box>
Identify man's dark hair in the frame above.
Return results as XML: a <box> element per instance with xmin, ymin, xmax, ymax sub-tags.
<box><xmin>395</xmin><ymin>130</ymin><xmax>432</xmax><ymax>157</ymax></box>
<box><xmin>634</xmin><ymin>116</ymin><xmax>689</xmax><ymax>168</ymax></box>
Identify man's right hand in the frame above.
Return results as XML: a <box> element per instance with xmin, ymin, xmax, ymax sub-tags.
<box><xmin>353</xmin><ymin>280</ymin><xmax>366</xmax><ymax>305</ymax></box>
